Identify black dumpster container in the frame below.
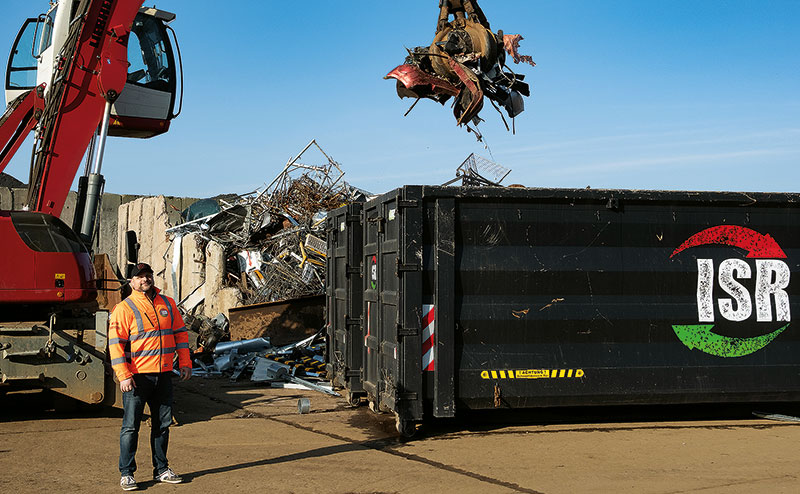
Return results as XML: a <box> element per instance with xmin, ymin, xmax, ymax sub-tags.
<box><xmin>326</xmin><ymin>202</ymin><xmax>365</xmax><ymax>403</ymax></box>
<box><xmin>362</xmin><ymin>185</ymin><xmax>800</xmax><ymax>433</ymax></box>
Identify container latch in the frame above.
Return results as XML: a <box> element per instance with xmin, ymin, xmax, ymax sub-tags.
<box><xmin>397</xmin><ymin>323</ymin><xmax>418</xmax><ymax>337</ymax></box>
<box><xmin>396</xmin><ymin>258</ymin><xmax>421</xmax><ymax>276</ymax></box>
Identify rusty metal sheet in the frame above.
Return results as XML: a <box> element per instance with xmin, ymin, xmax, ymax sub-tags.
<box><xmin>228</xmin><ymin>295</ymin><xmax>324</xmax><ymax>345</ymax></box>
<box><xmin>93</xmin><ymin>254</ymin><xmax>123</xmax><ymax>310</ymax></box>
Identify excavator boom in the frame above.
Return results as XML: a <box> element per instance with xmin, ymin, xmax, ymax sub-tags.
<box><xmin>0</xmin><ymin>0</ymin><xmax>146</xmax><ymax>306</ymax></box>
<box><xmin>27</xmin><ymin>0</ymin><xmax>144</xmax><ymax>217</ymax></box>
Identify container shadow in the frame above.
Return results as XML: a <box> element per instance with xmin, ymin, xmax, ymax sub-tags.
<box><xmin>413</xmin><ymin>401</ymin><xmax>800</xmax><ymax>439</ymax></box>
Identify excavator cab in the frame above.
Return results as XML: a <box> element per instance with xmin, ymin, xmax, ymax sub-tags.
<box><xmin>4</xmin><ymin>3</ymin><xmax>181</xmax><ymax>139</ymax></box>
<box><xmin>110</xmin><ymin>8</ymin><xmax>182</xmax><ymax>138</ymax></box>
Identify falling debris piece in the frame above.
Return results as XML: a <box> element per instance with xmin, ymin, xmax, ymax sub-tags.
<box><xmin>442</xmin><ymin>153</ymin><xmax>512</xmax><ymax>187</ymax></box>
<box><xmin>503</xmin><ymin>34</ymin><xmax>537</xmax><ymax>67</ymax></box>
<box><xmin>385</xmin><ymin>0</ymin><xmax>534</xmax><ymax>130</ymax></box>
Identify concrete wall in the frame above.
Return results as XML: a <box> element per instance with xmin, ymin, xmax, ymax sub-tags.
<box><xmin>117</xmin><ymin>196</ymin><xmax>243</xmax><ymax>317</ymax></box>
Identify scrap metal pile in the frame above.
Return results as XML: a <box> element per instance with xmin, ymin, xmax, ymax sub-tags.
<box><xmin>385</xmin><ymin>0</ymin><xmax>536</xmax><ymax>132</ymax></box>
<box><xmin>191</xmin><ymin>331</ymin><xmax>339</xmax><ymax>397</ymax></box>
<box><xmin>170</xmin><ymin>140</ymin><xmax>367</xmax><ymax>305</ymax></box>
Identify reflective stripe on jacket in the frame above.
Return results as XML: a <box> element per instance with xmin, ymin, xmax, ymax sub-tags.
<box><xmin>109</xmin><ymin>287</ymin><xmax>191</xmax><ymax>381</ymax></box>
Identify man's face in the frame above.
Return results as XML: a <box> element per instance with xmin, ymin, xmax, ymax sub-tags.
<box><xmin>130</xmin><ymin>272</ymin><xmax>154</xmax><ymax>293</ymax></box>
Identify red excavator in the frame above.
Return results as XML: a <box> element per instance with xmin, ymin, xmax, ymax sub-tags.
<box><xmin>0</xmin><ymin>0</ymin><xmax>181</xmax><ymax>405</ymax></box>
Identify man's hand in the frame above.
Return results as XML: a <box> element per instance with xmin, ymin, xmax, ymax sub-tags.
<box><xmin>179</xmin><ymin>367</ymin><xmax>192</xmax><ymax>381</ymax></box>
<box><xmin>120</xmin><ymin>377</ymin><xmax>135</xmax><ymax>392</ymax></box>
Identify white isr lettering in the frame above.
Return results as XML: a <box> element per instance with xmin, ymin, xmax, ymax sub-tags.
<box><xmin>696</xmin><ymin>258</ymin><xmax>792</xmax><ymax>323</ymax></box>
<box><xmin>755</xmin><ymin>259</ymin><xmax>791</xmax><ymax>322</ymax></box>
<box><xmin>697</xmin><ymin>259</ymin><xmax>715</xmax><ymax>322</ymax></box>
<box><xmin>717</xmin><ymin>259</ymin><xmax>752</xmax><ymax>322</ymax></box>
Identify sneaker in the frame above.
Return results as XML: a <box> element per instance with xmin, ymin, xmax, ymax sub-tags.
<box><xmin>154</xmin><ymin>467</ymin><xmax>183</xmax><ymax>484</ymax></box>
<box><xmin>120</xmin><ymin>475</ymin><xmax>138</xmax><ymax>491</ymax></box>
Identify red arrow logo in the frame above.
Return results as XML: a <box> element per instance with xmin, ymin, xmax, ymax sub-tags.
<box><xmin>671</xmin><ymin>225</ymin><xmax>786</xmax><ymax>259</ymax></box>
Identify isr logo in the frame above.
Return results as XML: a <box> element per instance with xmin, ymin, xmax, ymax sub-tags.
<box><xmin>670</xmin><ymin>225</ymin><xmax>791</xmax><ymax>358</ymax></box>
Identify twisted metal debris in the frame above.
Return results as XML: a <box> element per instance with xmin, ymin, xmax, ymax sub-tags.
<box><xmin>169</xmin><ymin>140</ymin><xmax>367</xmax><ymax>305</ymax></box>
<box><xmin>385</xmin><ymin>0</ymin><xmax>535</xmax><ymax>132</ymax></box>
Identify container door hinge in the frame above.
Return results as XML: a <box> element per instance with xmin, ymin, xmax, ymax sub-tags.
<box><xmin>396</xmin><ymin>258</ymin><xmax>420</xmax><ymax>275</ymax></box>
<box><xmin>397</xmin><ymin>324</ymin><xmax>418</xmax><ymax>337</ymax></box>
<box><xmin>398</xmin><ymin>199</ymin><xmax>419</xmax><ymax>209</ymax></box>
<box><xmin>373</xmin><ymin>216</ymin><xmax>385</xmax><ymax>233</ymax></box>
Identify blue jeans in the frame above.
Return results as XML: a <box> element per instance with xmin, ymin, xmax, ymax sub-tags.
<box><xmin>119</xmin><ymin>373</ymin><xmax>173</xmax><ymax>477</ymax></box>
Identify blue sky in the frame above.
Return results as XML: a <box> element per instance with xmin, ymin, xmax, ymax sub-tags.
<box><xmin>2</xmin><ymin>1</ymin><xmax>798</xmax><ymax>198</ymax></box>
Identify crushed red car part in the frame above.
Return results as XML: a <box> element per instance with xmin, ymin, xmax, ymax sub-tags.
<box><xmin>384</xmin><ymin>64</ymin><xmax>461</xmax><ymax>101</ymax></box>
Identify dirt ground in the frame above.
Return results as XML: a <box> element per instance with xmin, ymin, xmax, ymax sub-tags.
<box><xmin>1</xmin><ymin>379</ymin><xmax>799</xmax><ymax>494</ymax></box>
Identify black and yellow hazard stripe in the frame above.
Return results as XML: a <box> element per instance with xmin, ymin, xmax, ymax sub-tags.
<box><xmin>480</xmin><ymin>369</ymin><xmax>585</xmax><ymax>379</ymax></box>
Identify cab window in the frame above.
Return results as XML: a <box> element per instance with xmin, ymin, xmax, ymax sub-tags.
<box><xmin>127</xmin><ymin>14</ymin><xmax>174</xmax><ymax>92</ymax></box>
<box><xmin>5</xmin><ymin>19</ymin><xmax>39</xmax><ymax>90</ymax></box>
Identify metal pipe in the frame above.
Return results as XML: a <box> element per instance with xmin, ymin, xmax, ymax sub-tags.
<box><xmin>77</xmin><ymin>102</ymin><xmax>112</xmax><ymax>242</ymax></box>
<box><xmin>213</xmin><ymin>337</ymin><xmax>271</xmax><ymax>355</ymax></box>
<box><xmin>83</xmin><ymin>132</ymin><xmax>97</xmax><ymax>177</ymax></box>
<box><xmin>91</xmin><ymin>101</ymin><xmax>112</xmax><ymax>175</ymax></box>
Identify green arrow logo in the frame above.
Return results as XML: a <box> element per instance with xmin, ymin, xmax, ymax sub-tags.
<box><xmin>672</xmin><ymin>324</ymin><xmax>789</xmax><ymax>358</ymax></box>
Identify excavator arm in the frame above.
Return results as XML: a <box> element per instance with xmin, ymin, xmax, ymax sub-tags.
<box><xmin>26</xmin><ymin>0</ymin><xmax>144</xmax><ymax>217</ymax></box>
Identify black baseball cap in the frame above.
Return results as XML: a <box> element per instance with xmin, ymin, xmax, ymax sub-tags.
<box><xmin>130</xmin><ymin>263</ymin><xmax>154</xmax><ymax>277</ymax></box>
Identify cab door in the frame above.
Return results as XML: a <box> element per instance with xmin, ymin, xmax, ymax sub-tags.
<box><xmin>4</xmin><ymin>19</ymin><xmax>39</xmax><ymax>104</ymax></box>
<box><xmin>5</xmin><ymin>5</ymin><xmax>58</xmax><ymax>106</ymax></box>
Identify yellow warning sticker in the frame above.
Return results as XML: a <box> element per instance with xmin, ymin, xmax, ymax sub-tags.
<box><xmin>54</xmin><ymin>273</ymin><xmax>66</xmax><ymax>280</ymax></box>
<box><xmin>516</xmin><ymin>369</ymin><xmax>551</xmax><ymax>379</ymax></box>
<box><xmin>481</xmin><ymin>369</ymin><xmax>585</xmax><ymax>379</ymax></box>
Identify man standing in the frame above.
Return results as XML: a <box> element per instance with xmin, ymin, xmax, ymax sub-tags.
<box><xmin>109</xmin><ymin>263</ymin><xmax>192</xmax><ymax>491</ymax></box>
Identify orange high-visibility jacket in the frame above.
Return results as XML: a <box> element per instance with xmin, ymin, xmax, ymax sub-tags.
<box><xmin>109</xmin><ymin>288</ymin><xmax>191</xmax><ymax>381</ymax></box>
